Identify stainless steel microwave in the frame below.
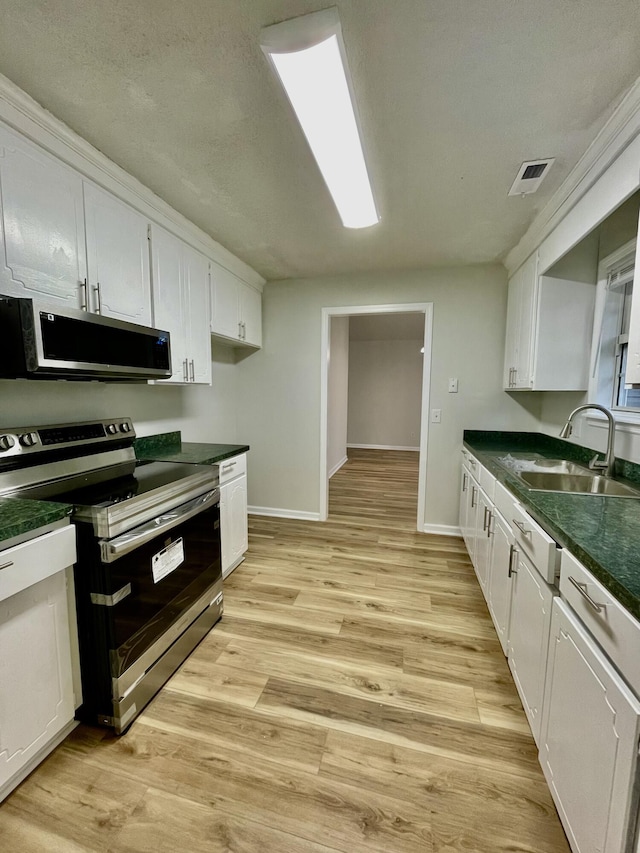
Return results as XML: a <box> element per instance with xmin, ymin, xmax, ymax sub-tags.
<box><xmin>0</xmin><ymin>296</ymin><xmax>171</xmax><ymax>381</ymax></box>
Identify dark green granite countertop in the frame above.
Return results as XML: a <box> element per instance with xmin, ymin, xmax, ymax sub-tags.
<box><xmin>464</xmin><ymin>431</ymin><xmax>640</xmax><ymax>621</ymax></box>
<box><xmin>135</xmin><ymin>431</ymin><xmax>249</xmax><ymax>466</ymax></box>
<box><xmin>0</xmin><ymin>497</ymin><xmax>73</xmax><ymax>546</ymax></box>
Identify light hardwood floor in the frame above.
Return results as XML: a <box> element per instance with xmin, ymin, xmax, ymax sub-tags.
<box><xmin>0</xmin><ymin>449</ymin><xmax>570</xmax><ymax>852</ymax></box>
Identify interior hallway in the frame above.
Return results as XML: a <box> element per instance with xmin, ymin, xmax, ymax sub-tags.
<box><xmin>0</xmin><ymin>450</ymin><xmax>569</xmax><ymax>852</ymax></box>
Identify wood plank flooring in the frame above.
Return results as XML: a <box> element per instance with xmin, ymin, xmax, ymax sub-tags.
<box><xmin>0</xmin><ymin>448</ymin><xmax>570</xmax><ymax>852</ymax></box>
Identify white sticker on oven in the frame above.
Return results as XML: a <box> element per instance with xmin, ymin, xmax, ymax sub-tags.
<box><xmin>152</xmin><ymin>538</ymin><xmax>185</xmax><ymax>583</ymax></box>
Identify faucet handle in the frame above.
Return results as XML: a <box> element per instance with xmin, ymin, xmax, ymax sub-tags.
<box><xmin>589</xmin><ymin>453</ymin><xmax>607</xmax><ymax>471</ymax></box>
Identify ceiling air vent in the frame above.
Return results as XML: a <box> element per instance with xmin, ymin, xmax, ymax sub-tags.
<box><xmin>508</xmin><ymin>158</ymin><xmax>556</xmax><ymax>196</ymax></box>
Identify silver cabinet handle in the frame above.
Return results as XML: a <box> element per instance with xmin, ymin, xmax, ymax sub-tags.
<box><xmin>80</xmin><ymin>278</ymin><xmax>88</xmax><ymax>311</ymax></box>
<box><xmin>101</xmin><ymin>488</ymin><xmax>219</xmax><ymax>562</ymax></box>
<box><xmin>482</xmin><ymin>505</ymin><xmax>489</xmax><ymax>531</ymax></box>
<box><xmin>221</xmin><ymin>461</ymin><xmax>236</xmax><ymax>472</ymax></box>
<box><xmin>568</xmin><ymin>576</ymin><xmax>605</xmax><ymax>613</ymax></box>
<box><xmin>189</xmin><ymin>359</ymin><xmax>195</xmax><ymax>382</ymax></box>
<box><xmin>93</xmin><ymin>281</ymin><xmax>102</xmax><ymax>314</ymax></box>
<box><xmin>462</xmin><ymin>472</ymin><xmax>468</xmax><ymax>493</ymax></box>
<box><xmin>486</xmin><ymin>510</ymin><xmax>493</xmax><ymax>538</ymax></box>
<box><xmin>512</xmin><ymin>518</ymin><xmax>532</xmax><ymax>537</ymax></box>
<box><xmin>508</xmin><ymin>544</ymin><xmax>518</xmax><ymax>577</ymax></box>
<box><xmin>0</xmin><ymin>560</ymin><xmax>14</xmax><ymax>571</ymax></box>
<box><xmin>238</xmin><ymin>321</ymin><xmax>243</xmax><ymax>339</ymax></box>
<box><xmin>469</xmin><ymin>459</ymin><xmax>477</xmax><ymax>469</ymax></box>
<box><xmin>183</xmin><ymin>359</ymin><xmax>188</xmax><ymax>382</ymax></box>
<box><xmin>471</xmin><ymin>486</ymin><xmax>477</xmax><ymax>508</ymax></box>
<box><xmin>242</xmin><ymin>321</ymin><xmax>246</xmax><ymax>340</ymax></box>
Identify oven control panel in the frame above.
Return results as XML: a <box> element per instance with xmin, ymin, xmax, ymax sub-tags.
<box><xmin>0</xmin><ymin>418</ymin><xmax>136</xmax><ymax>458</ymax></box>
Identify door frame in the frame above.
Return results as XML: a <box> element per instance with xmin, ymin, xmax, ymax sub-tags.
<box><xmin>319</xmin><ymin>302</ymin><xmax>434</xmax><ymax>529</ymax></box>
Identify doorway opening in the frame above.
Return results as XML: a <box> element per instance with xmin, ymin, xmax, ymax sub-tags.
<box><xmin>319</xmin><ymin>303</ymin><xmax>433</xmax><ymax>530</ymax></box>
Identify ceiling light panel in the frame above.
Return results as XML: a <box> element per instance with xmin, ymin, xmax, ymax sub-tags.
<box><xmin>261</xmin><ymin>8</ymin><xmax>379</xmax><ymax>229</ymax></box>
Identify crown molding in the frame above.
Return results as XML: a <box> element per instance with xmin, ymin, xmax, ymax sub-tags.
<box><xmin>0</xmin><ymin>73</ymin><xmax>264</xmax><ymax>291</ymax></box>
<box><xmin>505</xmin><ymin>76</ymin><xmax>640</xmax><ymax>275</ymax></box>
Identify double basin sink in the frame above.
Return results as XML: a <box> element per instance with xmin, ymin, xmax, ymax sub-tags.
<box><xmin>493</xmin><ymin>454</ymin><xmax>640</xmax><ymax>498</ymax></box>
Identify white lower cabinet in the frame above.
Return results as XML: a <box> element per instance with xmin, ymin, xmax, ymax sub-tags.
<box><xmin>0</xmin><ymin>525</ymin><xmax>78</xmax><ymax>801</ymax></box>
<box><xmin>540</xmin><ymin>598</ymin><xmax>640</xmax><ymax>853</ymax></box>
<box><xmin>218</xmin><ymin>454</ymin><xmax>248</xmax><ymax>579</ymax></box>
<box><xmin>507</xmin><ymin>546</ymin><xmax>555</xmax><ymax>745</ymax></box>
<box><xmin>486</xmin><ymin>509</ymin><xmax>514</xmax><ymax>655</ymax></box>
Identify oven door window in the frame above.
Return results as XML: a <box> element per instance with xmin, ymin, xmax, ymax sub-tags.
<box><xmin>101</xmin><ymin>502</ymin><xmax>221</xmax><ymax>677</ymax></box>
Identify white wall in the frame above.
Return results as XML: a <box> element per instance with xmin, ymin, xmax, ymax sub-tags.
<box><xmin>236</xmin><ymin>265</ymin><xmax>543</xmax><ymax>527</ymax></box>
<box><xmin>327</xmin><ymin>317</ymin><xmax>349</xmax><ymax>477</ymax></box>
<box><xmin>0</xmin><ymin>342</ymin><xmax>239</xmax><ymax>441</ymax></box>
<box><xmin>347</xmin><ymin>338</ymin><xmax>423</xmax><ymax>449</ymax></box>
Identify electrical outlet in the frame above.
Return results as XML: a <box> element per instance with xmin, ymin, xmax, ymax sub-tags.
<box><xmin>431</xmin><ymin>409</ymin><xmax>442</xmax><ymax>423</ymax></box>
<box><xmin>448</xmin><ymin>378</ymin><xmax>458</xmax><ymax>393</ymax></box>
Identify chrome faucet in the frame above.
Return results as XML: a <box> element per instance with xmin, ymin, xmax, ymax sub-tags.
<box><xmin>559</xmin><ymin>404</ymin><xmax>616</xmax><ymax>478</ymax></box>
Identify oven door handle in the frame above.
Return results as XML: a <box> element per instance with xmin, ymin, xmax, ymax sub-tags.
<box><xmin>101</xmin><ymin>488</ymin><xmax>219</xmax><ymax>563</ymax></box>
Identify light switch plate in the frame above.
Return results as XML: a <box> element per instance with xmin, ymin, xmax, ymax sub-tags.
<box><xmin>431</xmin><ymin>409</ymin><xmax>442</xmax><ymax>423</ymax></box>
<box><xmin>448</xmin><ymin>378</ymin><xmax>458</xmax><ymax>393</ymax></box>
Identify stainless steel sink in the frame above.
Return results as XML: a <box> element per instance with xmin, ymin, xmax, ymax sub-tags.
<box><xmin>518</xmin><ymin>471</ymin><xmax>640</xmax><ymax>498</ymax></box>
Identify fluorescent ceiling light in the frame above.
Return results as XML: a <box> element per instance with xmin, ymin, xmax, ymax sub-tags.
<box><xmin>261</xmin><ymin>8</ymin><xmax>379</xmax><ymax>229</ymax></box>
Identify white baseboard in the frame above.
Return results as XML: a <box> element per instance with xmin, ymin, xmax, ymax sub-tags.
<box><xmin>347</xmin><ymin>444</ymin><xmax>420</xmax><ymax>451</ymax></box>
<box><xmin>328</xmin><ymin>455</ymin><xmax>348</xmax><ymax>479</ymax></box>
<box><xmin>420</xmin><ymin>523</ymin><xmax>462</xmax><ymax>537</ymax></box>
<box><xmin>248</xmin><ymin>506</ymin><xmax>321</xmax><ymax>522</ymax></box>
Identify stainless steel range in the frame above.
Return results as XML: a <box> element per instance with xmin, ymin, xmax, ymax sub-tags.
<box><xmin>0</xmin><ymin>418</ymin><xmax>223</xmax><ymax>734</ymax></box>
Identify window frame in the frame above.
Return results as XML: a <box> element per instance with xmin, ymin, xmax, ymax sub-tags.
<box><xmin>588</xmin><ymin>238</ymin><xmax>640</xmax><ymax>427</ymax></box>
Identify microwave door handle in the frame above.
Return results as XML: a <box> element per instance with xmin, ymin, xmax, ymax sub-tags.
<box><xmin>101</xmin><ymin>489</ymin><xmax>219</xmax><ymax>563</ymax></box>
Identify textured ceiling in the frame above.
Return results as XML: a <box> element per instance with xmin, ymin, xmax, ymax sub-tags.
<box><xmin>0</xmin><ymin>1</ymin><xmax>639</xmax><ymax>281</ymax></box>
<box><xmin>349</xmin><ymin>313</ymin><xmax>425</xmax><ymax>341</ymax></box>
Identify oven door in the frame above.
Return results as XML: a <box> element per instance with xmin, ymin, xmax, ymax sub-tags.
<box><xmin>94</xmin><ymin>488</ymin><xmax>221</xmax><ymax>695</ymax></box>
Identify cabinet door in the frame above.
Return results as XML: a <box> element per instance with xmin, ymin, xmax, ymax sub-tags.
<box><xmin>503</xmin><ymin>269</ymin><xmax>521</xmax><ymax>389</ymax></box>
<box><xmin>0</xmin><ymin>126</ymin><xmax>86</xmax><ymax>307</ymax></box>
<box><xmin>464</xmin><ymin>477</ymin><xmax>479</xmax><ymax>563</ymax></box>
<box><xmin>150</xmin><ymin>224</ymin><xmax>188</xmax><ymax>384</ymax></box>
<box><xmin>458</xmin><ymin>467</ymin><xmax>469</xmax><ymax>543</ymax></box>
<box><xmin>228</xmin><ymin>474</ymin><xmax>248</xmax><ymax>566</ymax></box>
<box><xmin>487</xmin><ymin>511</ymin><xmax>513</xmax><ymax>655</ymax></box>
<box><xmin>183</xmin><ymin>246</ymin><xmax>212</xmax><ymax>384</ymax></box>
<box><xmin>239</xmin><ymin>282</ymin><xmax>262</xmax><ymax>347</ymax></box>
<box><xmin>210</xmin><ymin>262</ymin><xmax>240</xmax><ymax>340</ymax></box>
<box><xmin>474</xmin><ymin>490</ymin><xmax>492</xmax><ymax>595</ymax></box>
<box><xmin>515</xmin><ymin>252</ymin><xmax>538</xmax><ymax>388</ymax></box>
<box><xmin>507</xmin><ymin>549</ymin><xmax>554</xmax><ymax>744</ymax></box>
<box><xmin>84</xmin><ymin>183</ymin><xmax>151</xmax><ymax>325</ymax></box>
<box><xmin>0</xmin><ymin>570</ymin><xmax>75</xmax><ymax>793</ymax></box>
<box><xmin>540</xmin><ymin>599</ymin><xmax>640</xmax><ymax>853</ymax></box>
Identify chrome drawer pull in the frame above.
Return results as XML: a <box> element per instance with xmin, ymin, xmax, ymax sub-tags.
<box><xmin>482</xmin><ymin>506</ymin><xmax>489</xmax><ymax>531</ymax></box>
<box><xmin>568</xmin><ymin>576</ymin><xmax>605</xmax><ymax>613</ymax></box>
<box><xmin>512</xmin><ymin>519</ymin><xmax>532</xmax><ymax>537</ymax></box>
<box><xmin>0</xmin><ymin>560</ymin><xmax>14</xmax><ymax>570</ymax></box>
<box><xmin>471</xmin><ymin>486</ymin><xmax>477</xmax><ymax>508</ymax></box>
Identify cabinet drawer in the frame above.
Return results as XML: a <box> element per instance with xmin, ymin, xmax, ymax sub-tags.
<box><xmin>493</xmin><ymin>480</ymin><xmax>517</xmax><ymax>524</ymax></box>
<box><xmin>560</xmin><ymin>550</ymin><xmax>640</xmax><ymax>696</ymax></box>
<box><xmin>511</xmin><ymin>504</ymin><xmax>559</xmax><ymax>584</ymax></box>
<box><xmin>0</xmin><ymin>525</ymin><xmax>76</xmax><ymax>604</ymax></box>
<box><xmin>218</xmin><ymin>453</ymin><xmax>246</xmax><ymax>485</ymax></box>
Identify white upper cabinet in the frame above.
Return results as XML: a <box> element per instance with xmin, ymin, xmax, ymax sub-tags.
<box><xmin>211</xmin><ymin>262</ymin><xmax>262</xmax><ymax>348</ymax></box>
<box><xmin>150</xmin><ymin>225</ymin><xmax>188</xmax><ymax>382</ymax></box>
<box><xmin>239</xmin><ymin>280</ymin><xmax>262</xmax><ymax>347</ymax></box>
<box><xmin>182</xmin><ymin>244</ymin><xmax>212</xmax><ymax>384</ymax></box>
<box><xmin>84</xmin><ymin>182</ymin><xmax>151</xmax><ymax>325</ymax></box>
<box><xmin>504</xmin><ymin>249</ymin><xmax>595</xmax><ymax>391</ymax></box>
<box><xmin>0</xmin><ymin>126</ymin><xmax>87</xmax><ymax>307</ymax></box>
<box><xmin>150</xmin><ymin>224</ymin><xmax>211</xmax><ymax>385</ymax></box>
